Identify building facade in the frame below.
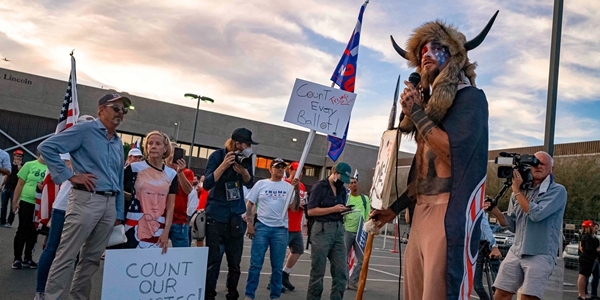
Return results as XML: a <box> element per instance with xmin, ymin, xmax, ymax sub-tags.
<box><xmin>0</xmin><ymin>67</ymin><xmax>410</xmax><ymax>190</ymax></box>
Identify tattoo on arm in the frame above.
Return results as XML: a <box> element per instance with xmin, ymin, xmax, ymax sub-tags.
<box><xmin>411</xmin><ymin>109</ymin><xmax>436</xmax><ymax>137</ymax></box>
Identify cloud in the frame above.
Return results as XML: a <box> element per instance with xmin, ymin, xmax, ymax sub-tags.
<box><xmin>0</xmin><ymin>0</ymin><xmax>598</xmax><ymax>154</ymax></box>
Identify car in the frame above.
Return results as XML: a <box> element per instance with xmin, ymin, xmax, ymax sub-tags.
<box><xmin>563</xmin><ymin>242</ymin><xmax>579</xmax><ymax>269</ymax></box>
<box><xmin>493</xmin><ymin>229</ymin><xmax>515</xmax><ymax>258</ymax></box>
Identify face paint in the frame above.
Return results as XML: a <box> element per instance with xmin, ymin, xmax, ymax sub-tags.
<box><xmin>421</xmin><ymin>42</ymin><xmax>449</xmax><ymax>67</ymax></box>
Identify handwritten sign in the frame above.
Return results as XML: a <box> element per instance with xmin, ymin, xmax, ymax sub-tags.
<box><xmin>284</xmin><ymin>78</ymin><xmax>357</xmax><ymax>137</ymax></box>
<box><xmin>102</xmin><ymin>247</ymin><xmax>208</xmax><ymax>300</ymax></box>
<box><xmin>369</xmin><ymin>130</ymin><xmax>399</xmax><ymax>210</ymax></box>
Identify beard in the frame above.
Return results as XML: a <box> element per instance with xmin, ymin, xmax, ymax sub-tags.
<box><xmin>421</xmin><ymin>66</ymin><xmax>440</xmax><ymax>89</ymax></box>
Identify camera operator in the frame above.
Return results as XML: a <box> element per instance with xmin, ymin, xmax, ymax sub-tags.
<box><xmin>489</xmin><ymin>151</ymin><xmax>567</xmax><ymax>300</ymax></box>
<box><xmin>204</xmin><ymin>128</ymin><xmax>257</xmax><ymax>300</ymax></box>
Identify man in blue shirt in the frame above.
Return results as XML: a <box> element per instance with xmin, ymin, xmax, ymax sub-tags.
<box><xmin>38</xmin><ymin>92</ymin><xmax>131</xmax><ymax>300</ymax></box>
<box><xmin>489</xmin><ymin>151</ymin><xmax>567</xmax><ymax>300</ymax></box>
<box><xmin>204</xmin><ymin>128</ymin><xmax>256</xmax><ymax>300</ymax></box>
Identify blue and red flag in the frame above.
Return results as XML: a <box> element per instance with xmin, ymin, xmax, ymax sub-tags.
<box><xmin>132</xmin><ymin>138</ymin><xmax>140</xmax><ymax>149</ymax></box>
<box><xmin>327</xmin><ymin>0</ymin><xmax>368</xmax><ymax>161</ymax></box>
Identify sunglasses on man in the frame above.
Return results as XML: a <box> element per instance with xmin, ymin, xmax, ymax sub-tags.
<box><xmin>106</xmin><ymin>104</ymin><xmax>129</xmax><ymax>115</ymax></box>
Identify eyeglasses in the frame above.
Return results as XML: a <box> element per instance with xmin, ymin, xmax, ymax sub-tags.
<box><xmin>272</xmin><ymin>165</ymin><xmax>286</xmax><ymax>170</ymax></box>
<box><xmin>106</xmin><ymin>104</ymin><xmax>129</xmax><ymax>114</ymax></box>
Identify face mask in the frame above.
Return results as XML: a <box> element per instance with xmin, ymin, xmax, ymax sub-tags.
<box><xmin>242</xmin><ymin>147</ymin><xmax>253</xmax><ymax>158</ymax></box>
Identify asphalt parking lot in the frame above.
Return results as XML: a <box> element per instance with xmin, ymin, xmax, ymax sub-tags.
<box><xmin>0</xmin><ymin>222</ymin><xmax>582</xmax><ymax>299</ymax></box>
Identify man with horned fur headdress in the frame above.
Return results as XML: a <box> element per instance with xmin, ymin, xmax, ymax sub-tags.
<box><xmin>370</xmin><ymin>11</ymin><xmax>498</xmax><ymax>300</ymax></box>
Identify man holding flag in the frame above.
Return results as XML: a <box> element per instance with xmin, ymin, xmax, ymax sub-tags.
<box><xmin>327</xmin><ymin>0</ymin><xmax>368</xmax><ymax>162</ymax></box>
<box><xmin>344</xmin><ymin>171</ymin><xmax>370</xmax><ymax>291</ymax></box>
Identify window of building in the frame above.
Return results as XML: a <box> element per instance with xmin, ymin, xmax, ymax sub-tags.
<box><xmin>206</xmin><ymin>148</ymin><xmax>215</xmax><ymax>159</ymax></box>
<box><xmin>304</xmin><ymin>166</ymin><xmax>317</xmax><ymax>177</ymax></box>
<box><xmin>179</xmin><ymin>143</ymin><xmax>191</xmax><ymax>157</ymax></box>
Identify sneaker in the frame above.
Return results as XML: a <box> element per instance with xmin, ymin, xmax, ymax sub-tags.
<box><xmin>34</xmin><ymin>292</ymin><xmax>45</xmax><ymax>300</ymax></box>
<box><xmin>12</xmin><ymin>260</ymin><xmax>22</xmax><ymax>269</ymax></box>
<box><xmin>1</xmin><ymin>223</ymin><xmax>11</xmax><ymax>228</ymax></box>
<box><xmin>347</xmin><ymin>282</ymin><xmax>358</xmax><ymax>290</ymax></box>
<box><xmin>24</xmin><ymin>260</ymin><xmax>38</xmax><ymax>269</ymax></box>
<box><xmin>282</xmin><ymin>271</ymin><xmax>295</xmax><ymax>291</ymax></box>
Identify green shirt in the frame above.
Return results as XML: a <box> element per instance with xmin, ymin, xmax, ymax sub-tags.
<box><xmin>17</xmin><ymin>160</ymin><xmax>47</xmax><ymax>204</ymax></box>
<box><xmin>344</xmin><ymin>194</ymin><xmax>371</xmax><ymax>233</ymax></box>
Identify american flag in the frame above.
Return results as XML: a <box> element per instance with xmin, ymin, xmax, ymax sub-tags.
<box><xmin>35</xmin><ymin>174</ymin><xmax>60</xmax><ymax>228</ymax></box>
<box><xmin>55</xmin><ymin>55</ymin><xmax>79</xmax><ymax>133</ymax></box>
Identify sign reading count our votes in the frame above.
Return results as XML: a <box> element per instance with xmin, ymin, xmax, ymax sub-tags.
<box><xmin>284</xmin><ymin>79</ymin><xmax>357</xmax><ymax>137</ymax></box>
<box><xmin>102</xmin><ymin>247</ymin><xmax>208</xmax><ymax>300</ymax></box>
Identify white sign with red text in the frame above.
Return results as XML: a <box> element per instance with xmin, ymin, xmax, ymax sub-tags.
<box><xmin>284</xmin><ymin>78</ymin><xmax>357</xmax><ymax>138</ymax></box>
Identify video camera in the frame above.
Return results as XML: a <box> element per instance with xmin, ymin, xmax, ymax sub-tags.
<box><xmin>486</xmin><ymin>152</ymin><xmax>540</xmax><ymax>212</ymax></box>
<box><xmin>495</xmin><ymin>152</ymin><xmax>539</xmax><ymax>190</ymax></box>
<box><xmin>233</xmin><ymin>151</ymin><xmax>252</xmax><ymax>169</ymax></box>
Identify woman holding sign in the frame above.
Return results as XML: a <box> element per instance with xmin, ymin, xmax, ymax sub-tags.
<box><xmin>124</xmin><ymin>131</ymin><xmax>177</xmax><ymax>253</ymax></box>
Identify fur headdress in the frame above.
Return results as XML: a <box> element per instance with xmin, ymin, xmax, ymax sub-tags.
<box><xmin>391</xmin><ymin>11</ymin><xmax>498</xmax><ymax>133</ymax></box>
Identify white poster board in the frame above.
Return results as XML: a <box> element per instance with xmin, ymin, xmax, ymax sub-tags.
<box><xmin>102</xmin><ymin>247</ymin><xmax>208</xmax><ymax>300</ymax></box>
<box><xmin>369</xmin><ymin>130</ymin><xmax>399</xmax><ymax>210</ymax></box>
<box><xmin>284</xmin><ymin>78</ymin><xmax>357</xmax><ymax>138</ymax></box>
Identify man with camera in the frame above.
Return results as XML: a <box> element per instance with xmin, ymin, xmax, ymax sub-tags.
<box><xmin>488</xmin><ymin>151</ymin><xmax>567</xmax><ymax>300</ymax></box>
<box><xmin>204</xmin><ymin>128</ymin><xmax>256</xmax><ymax>300</ymax></box>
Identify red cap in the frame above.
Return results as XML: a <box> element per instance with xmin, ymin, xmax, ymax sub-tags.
<box><xmin>14</xmin><ymin>149</ymin><xmax>24</xmax><ymax>155</ymax></box>
<box><xmin>583</xmin><ymin>220</ymin><xmax>594</xmax><ymax>228</ymax></box>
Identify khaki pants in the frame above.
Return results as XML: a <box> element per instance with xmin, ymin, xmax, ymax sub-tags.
<box><xmin>45</xmin><ymin>189</ymin><xmax>117</xmax><ymax>300</ymax></box>
<box><xmin>403</xmin><ymin>198</ymin><xmax>448</xmax><ymax>300</ymax></box>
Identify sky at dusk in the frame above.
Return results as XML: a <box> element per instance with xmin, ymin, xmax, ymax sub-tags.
<box><xmin>1</xmin><ymin>0</ymin><xmax>599</xmax><ymax>153</ymax></box>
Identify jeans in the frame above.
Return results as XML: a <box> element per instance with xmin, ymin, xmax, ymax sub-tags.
<box><xmin>344</xmin><ymin>230</ymin><xmax>364</xmax><ymax>285</ymax></box>
<box><xmin>205</xmin><ymin>215</ymin><xmax>245</xmax><ymax>300</ymax></box>
<box><xmin>245</xmin><ymin>222</ymin><xmax>288</xmax><ymax>299</ymax></box>
<box><xmin>1</xmin><ymin>188</ymin><xmax>15</xmax><ymax>225</ymax></box>
<box><xmin>307</xmin><ymin>220</ymin><xmax>347</xmax><ymax>300</ymax></box>
<box><xmin>36</xmin><ymin>209</ymin><xmax>66</xmax><ymax>293</ymax></box>
<box><xmin>169</xmin><ymin>223</ymin><xmax>190</xmax><ymax>247</ymax></box>
<box><xmin>473</xmin><ymin>247</ymin><xmax>491</xmax><ymax>300</ymax></box>
<box><xmin>14</xmin><ymin>200</ymin><xmax>38</xmax><ymax>261</ymax></box>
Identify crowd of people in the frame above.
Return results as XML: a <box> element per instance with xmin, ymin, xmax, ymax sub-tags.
<box><xmin>0</xmin><ymin>10</ymin><xmax>580</xmax><ymax>300</ymax></box>
<box><xmin>0</xmin><ymin>91</ymin><xmax>375</xmax><ymax>300</ymax></box>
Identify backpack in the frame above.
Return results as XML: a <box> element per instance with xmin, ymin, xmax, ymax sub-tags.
<box><xmin>189</xmin><ymin>210</ymin><xmax>206</xmax><ymax>240</ymax></box>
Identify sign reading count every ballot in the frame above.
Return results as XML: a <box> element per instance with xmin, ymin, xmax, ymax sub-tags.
<box><xmin>102</xmin><ymin>247</ymin><xmax>208</xmax><ymax>300</ymax></box>
<box><xmin>284</xmin><ymin>78</ymin><xmax>357</xmax><ymax>138</ymax></box>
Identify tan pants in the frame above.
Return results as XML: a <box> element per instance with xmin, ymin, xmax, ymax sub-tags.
<box><xmin>404</xmin><ymin>197</ymin><xmax>449</xmax><ymax>300</ymax></box>
<box><xmin>45</xmin><ymin>189</ymin><xmax>116</xmax><ymax>300</ymax></box>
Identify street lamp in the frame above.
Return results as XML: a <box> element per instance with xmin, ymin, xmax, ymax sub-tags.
<box><xmin>184</xmin><ymin>93</ymin><xmax>215</xmax><ymax>167</ymax></box>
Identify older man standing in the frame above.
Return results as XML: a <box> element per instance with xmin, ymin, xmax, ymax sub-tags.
<box><xmin>489</xmin><ymin>151</ymin><xmax>567</xmax><ymax>300</ymax></box>
<box><xmin>38</xmin><ymin>92</ymin><xmax>131</xmax><ymax>300</ymax></box>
